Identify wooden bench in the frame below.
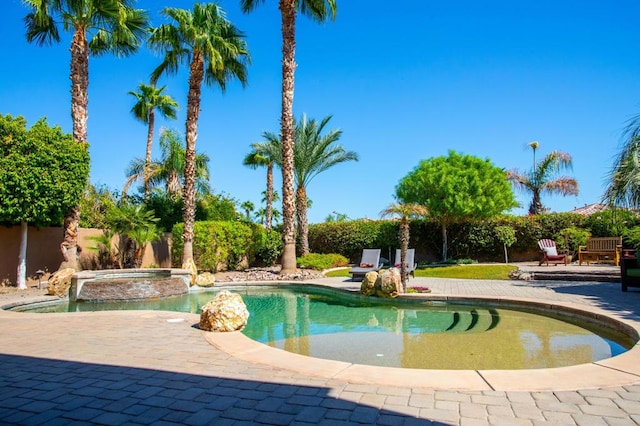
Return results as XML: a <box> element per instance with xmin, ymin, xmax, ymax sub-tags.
<box><xmin>578</xmin><ymin>237</ymin><xmax>622</xmax><ymax>266</ymax></box>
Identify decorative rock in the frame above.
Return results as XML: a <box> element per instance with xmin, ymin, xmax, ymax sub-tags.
<box><xmin>360</xmin><ymin>271</ymin><xmax>378</xmax><ymax>296</ymax></box>
<box><xmin>196</xmin><ymin>272</ymin><xmax>216</xmax><ymax>287</ymax></box>
<box><xmin>47</xmin><ymin>268</ymin><xmax>75</xmax><ymax>298</ymax></box>
<box><xmin>509</xmin><ymin>269</ymin><xmax>534</xmax><ymax>281</ymax></box>
<box><xmin>199</xmin><ymin>290</ymin><xmax>250</xmax><ymax>332</ymax></box>
<box><xmin>182</xmin><ymin>258</ymin><xmax>198</xmax><ymax>286</ymax></box>
<box><xmin>375</xmin><ymin>268</ymin><xmax>402</xmax><ymax>298</ymax></box>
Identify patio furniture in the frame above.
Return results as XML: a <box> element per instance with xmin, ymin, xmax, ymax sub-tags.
<box><xmin>620</xmin><ymin>249</ymin><xmax>640</xmax><ymax>292</ymax></box>
<box><xmin>578</xmin><ymin>236</ymin><xmax>622</xmax><ymax>266</ymax></box>
<box><xmin>394</xmin><ymin>248</ymin><xmax>417</xmax><ymax>280</ymax></box>
<box><xmin>538</xmin><ymin>239</ymin><xmax>569</xmax><ymax>266</ymax></box>
<box><xmin>349</xmin><ymin>249</ymin><xmax>382</xmax><ymax>281</ymax></box>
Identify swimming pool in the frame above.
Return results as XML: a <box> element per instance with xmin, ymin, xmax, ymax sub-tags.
<box><xmin>17</xmin><ymin>284</ymin><xmax>635</xmax><ymax>370</ymax></box>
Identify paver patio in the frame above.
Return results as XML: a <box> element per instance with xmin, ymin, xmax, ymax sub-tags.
<box><xmin>1</xmin><ymin>263</ymin><xmax>640</xmax><ymax>425</ymax></box>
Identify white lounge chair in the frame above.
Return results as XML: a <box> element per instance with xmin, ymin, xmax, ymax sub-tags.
<box><xmin>394</xmin><ymin>248</ymin><xmax>417</xmax><ymax>279</ymax></box>
<box><xmin>349</xmin><ymin>249</ymin><xmax>382</xmax><ymax>281</ymax></box>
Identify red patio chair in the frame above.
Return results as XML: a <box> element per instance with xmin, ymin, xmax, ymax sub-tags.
<box><xmin>538</xmin><ymin>239</ymin><xmax>569</xmax><ymax>266</ymax></box>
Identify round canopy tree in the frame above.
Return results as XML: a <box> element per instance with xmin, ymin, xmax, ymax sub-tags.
<box><xmin>0</xmin><ymin>114</ymin><xmax>89</xmax><ymax>288</ymax></box>
<box><xmin>395</xmin><ymin>150</ymin><xmax>518</xmax><ymax>261</ymax></box>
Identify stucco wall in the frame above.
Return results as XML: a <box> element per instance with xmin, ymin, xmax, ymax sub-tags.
<box><xmin>0</xmin><ymin>225</ymin><xmax>172</xmax><ymax>285</ymax></box>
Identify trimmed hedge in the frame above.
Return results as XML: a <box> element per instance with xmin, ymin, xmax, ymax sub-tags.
<box><xmin>172</xmin><ymin>221</ymin><xmax>282</xmax><ymax>271</ymax></box>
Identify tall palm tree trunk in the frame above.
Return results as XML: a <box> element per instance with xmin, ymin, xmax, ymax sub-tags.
<box><xmin>441</xmin><ymin>221</ymin><xmax>448</xmax><ymax>261</ymax></box>
<box><xmin>279</xmin><ymin>0</ymin><xmax>298</xmax><ymax>273</ymax></box>
<box><xmin>182</xmin><ymin>55</ymin><xmax>205</xmax><ymax>264</ymax></box>
<box><xmin>70</xmin><ymin>29</ymin><xmax>89</xmax><ymax>145</ymax></box>
<box><xmin>144</xmin><ymin>108</ymin><xmax>155</xmax><ymax>200</ymax></box>
<box><xmin>266</xmin><ymin>163</ymin><xmax>274</xmax><ymax>229</ymax></box>
<box><xmin>399</xmin><ymin>219</ymin><xmax>409</xmax><ymax>292</ymax></box>
<box><xmin>296</xmin><ymin>185</ymin><xmax>309</xmax><ymax>256</ymax></box>
<box><xmin>61</xmin><ymin>29</ymin><xmax>89</xmax><ymax>271</ymax></box>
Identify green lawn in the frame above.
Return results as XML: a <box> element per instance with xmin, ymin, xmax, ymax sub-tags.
<box><xmin>324</xmin><ymin>264</ymin><xmax>517</xmax><ymax>280</ymax></box>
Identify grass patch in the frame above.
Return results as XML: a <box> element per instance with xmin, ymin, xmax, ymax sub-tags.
<box><xmin>324</xmin><ymin>264</ymin><xmax>517</xmax><ymax>280</ymax></box>
<box><xmin>414</xmin><ymin>264</ymin><xmax>517</xmax><ymax>280</ymax></box>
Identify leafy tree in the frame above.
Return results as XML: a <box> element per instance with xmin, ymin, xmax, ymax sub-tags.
<box><xmin>148</xmin><ymin>3</ymin><xmax>250</xmax><ymax>267</ymax></box>
<box><xmin>128</xmin><ymin>83</ymin><xmax>178</xmax><ymax>200</ymax></box>
<box><xmin>123</xmin><ymin>128</ymin><xmax>211</xmax><ymax>200</ymax></box>
<box><xmin>507</xmin><ymin>147</ymin><xmax>578</xmax><ymax>215</ymax></box>
<box><xmin>23</xmin><ymin>0</ymin><xmax>148</xmax><ymax>268</ymax></box>
<box><xmin>79</xmin><ymin>183</ymin><xmax>119</xmax><ymax>229</ymax></box>
<box><xmin>240</xmin><ymin>0</ymin><xmax>337</xmax><ymax>274</ymax></box>
<box><xmin>396</xmin><ymin>150</ymin><xmax>518</xmax><ymax>260</ymax></box>
<box><xmin>494</xmin><ymin>225</ymin><xmax>516</xmax><ymax>263</ymax></box>
<box><xmin>0</xmin><ymin>114</ymin><xmax>89</xmax><ymax>287</ymax></box>
<box><xmin>380</xmin><ymin>203</ymin><xmax>427</xmax><ymax>291</ymax></box>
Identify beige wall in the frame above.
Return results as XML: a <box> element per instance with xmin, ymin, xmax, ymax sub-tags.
<box><xmin>0</xmin><ymin>225</ymin><xmax>172</xmax><ymax>285</ymax></box>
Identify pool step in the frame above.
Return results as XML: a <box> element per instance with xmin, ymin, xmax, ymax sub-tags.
<box><xmin>532</xmin><ymin>270</ymin><xmax>620</xmax><ymax>283</ymax></box>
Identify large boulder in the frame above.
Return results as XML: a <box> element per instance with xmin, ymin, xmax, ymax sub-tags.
<box><xmin>360</xmin><ymin>271</ymin><xmax>378</xmax><ymax>296</ymax></box>
<box><xmin>199</xmin><ymin>290</ymin><xmax>250</xmax><ymax>332</ymax></box>
<box><xmin>182</xmin><ymin>258</ymin><xmax>198</xmax><ymax>286</ymax></box>
<box><xmin>375</xmin><ymin>268</ymin><xmax>402</xmax><ymax>298</ymax></box>
<box><xmin>47</xmin><ymin>268</ymin><xmax>75</xmax><ymax>298</ymax></box>
<box><xmin>196</xmin><ymin>272</ymin><xmax>216</xmax><ymax>287</ymax></box>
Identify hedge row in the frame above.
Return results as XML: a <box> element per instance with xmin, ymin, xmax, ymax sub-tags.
<box><xmin>309</xmin><ymin>211</ymin><xmax>640</xmax><ymax>263</ymax></box>
<box><xmin>172</xmin><ymin>221</ymin><xmax>282</xmax><ymax>271</ymax></box>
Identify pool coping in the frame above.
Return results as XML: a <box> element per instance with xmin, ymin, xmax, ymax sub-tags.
<box><xmin>4</xmin><ymin>281</ymin><xmax>640</xmax><ymax>392</ymax></box>
<box><xmin>203</xmin><ymin>281</ymin><xmax>640</xmax><ymax>392</ymax></box>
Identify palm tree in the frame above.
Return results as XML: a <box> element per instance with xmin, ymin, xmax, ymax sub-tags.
<box><xmin>507</xmin><ymin>150</ymin><xmax>578</xmax><ymax>215</ymax></box>
<box><xmin>293</xmin><ymin>114</ymin><xmax>357</xmax><ymax>255</ymax></box>
<box><xmin>23</xmin><ymin>0</ymin><xmax>148</xmax><ymax>270</ymax></box>
<box><xmin>241</xmin><ymin>200</ymin><xmax>255</xmax><ymax>222</ymax></box>
<box><xmin>605</xmin><ymin>115</ymin><xmax>640</xmax><ymax>208</ymax></box>
<box><xmin>128</xmin><ymin>83</ymin><xmax>178</xmax><ymax>200</ymax></box>
<box><xmin>380</xmin><ymin>203</ymin><xmax>427</xmax><ymax>292</ymax></box>
<box><xmin>243</xmin><ymin>136</ymin><xmax>280</xmax><ymax>228</ymax></box>
<box><xmin>240</xmin><ymin>0</ymin><xmax>337</xmax><ymax>273</ymax></box>
<box><xmin>123</xmin><ymin>128</ymin><xmax>211</xmax><ymax>200</ymax></box>
<box><xmin>148</xmin><ymin>4</ymin><xmax>250</xmax><ymax>266</ymax></box>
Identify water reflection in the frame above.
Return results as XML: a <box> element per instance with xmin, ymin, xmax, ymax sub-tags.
<box><xmin>20</xmin><ymin>285</ymin><xmax>632</xmax><ymax>370</ymax></box>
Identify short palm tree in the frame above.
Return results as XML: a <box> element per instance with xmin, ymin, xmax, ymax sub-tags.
<box><xmin>380</xmin><ymin>203</ymin><xmax>428</xmax><ymax>292</ymax></box>
<box><xmin>128</xmin><ymin>83</ymin><xmax>178</xmax><ymax>200</ymax></box>
<box><xmin>123</xmin><ymin>128</ymin><xmax>211</xmax><ymax>200</ymax></box>
<box><xmin>293</xmin><ymin>114</ymin><xmax>357</xmax><ymax>255</ymax></box>
<box><xmin>148</xmin><ymin>4</ymin><xmax>250</xmax><ymax>265</ymax></box>
<box><xmin>240</xmin><ymin>0</ymin><xmax>337</xmax><ymax>273</ymax></box>
<box><xmin>507</xmin><ymin>150</ymin><xmax>578</xmax><ymax>215</ymax></box>
<box><xmin>604</xmin><ymin>115</ymin><xmax>640</xmax><ymax>207</ymax></box>
<box><xmin>243</xmin><ymin>136</ymin><xmax>281</xmax><ymax>229</ymax></box>
<box><xmin>23</xmin><ymin>0</ymin><xmax>148</xmax><ymax>270</ymax></box>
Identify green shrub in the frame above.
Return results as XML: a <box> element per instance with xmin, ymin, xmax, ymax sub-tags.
<box><xmin>586</xmin><ymin>209</ymin><xmax>639</xmax><ymax>237</ymax></box>
<box><xmin>172</xmin><ymin>221</ymin><xmax>254</xmax><ymax>271</ymax></box>
<box><xmin>253</xmin><ymin>227</ymin><xmax>283</xmax><ymax>266</ymax></box>
<box><xmin>555</xmin><ymin>227</ymin><xmax>591</xmax><ymax>255</ymax></box>
<box><xmin>297</xmin><ymin>253</ymin><xmax>349</xmax><ymax>270</ymax></box>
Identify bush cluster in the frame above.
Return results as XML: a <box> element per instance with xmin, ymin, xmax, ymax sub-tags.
<box><xmin>172</xmin><ymin>221</ymin><xmax>283</xmax><ymax>271</ymax></box>
<box><xmin>296</xmin><ymin>253</ymin><xmax>348</xmax><ymax>270</ymax></box>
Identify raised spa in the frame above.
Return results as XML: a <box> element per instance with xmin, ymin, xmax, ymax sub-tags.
<box><xmin>17</xmin><ymin>284</ymin><xmax>635</xmax><ymax>370</ymax></box>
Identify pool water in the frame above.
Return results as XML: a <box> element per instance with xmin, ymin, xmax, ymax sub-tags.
<box><xmin>19</xmin><ymin>285</ymin><xmax>634</xmax><ymax>370</ymax></box>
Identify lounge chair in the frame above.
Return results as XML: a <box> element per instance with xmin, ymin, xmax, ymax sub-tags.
<box><xmin>394</xmin><ymin>248</ymin><xmax>417</xmax><ymax>279</ymax></box>
<box><xmin>349</xmin><ymin>249</ymin><xmax>382</xmax><ymax>281</ymax></box>
<box><xmin>538</xmin><ymin>239</ymin><xmax>569</xmax><ymax>266</ymax></box>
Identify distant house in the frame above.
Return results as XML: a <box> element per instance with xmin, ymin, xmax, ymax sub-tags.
<box><xmin>570</xmin><ymin>203</ymin><xmax>609</xmax><ymax>216</ymax></box>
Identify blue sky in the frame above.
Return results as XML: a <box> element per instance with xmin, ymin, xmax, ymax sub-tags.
<box><xmin>3</xmin><ymin>0</ymin><xmax>640</xmax><ymax>223</ymax></box>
